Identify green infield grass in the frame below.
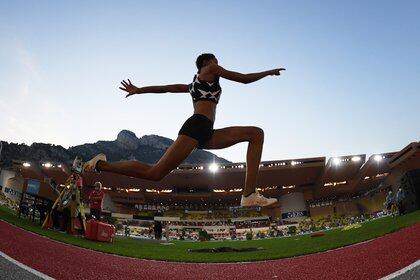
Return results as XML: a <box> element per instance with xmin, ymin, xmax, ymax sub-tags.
<box><xmin>1</xmin><ymin>205</ymin><xmax>419</xmax><ymax>263</ymax></box>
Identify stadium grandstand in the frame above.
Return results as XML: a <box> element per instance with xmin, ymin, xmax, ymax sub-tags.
<box><xmin>1</xmin><ymin>141</ymin><xmax>419</xmax><ymax>240</ymax></box>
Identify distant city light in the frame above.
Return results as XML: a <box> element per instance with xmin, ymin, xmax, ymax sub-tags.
<box><xmin>209</xmin><ymin>163</ymin><xmax>219</xmax><ymax>172</ymax></box>
<box><xmin>374</xmin><ymin>155</ymin><xmax>384</xmax><ymax>162</ymax></box>
<box><xmin>58</xmin><ymin>164</ymin><xmax>62</xmax><ymax>168</ymax></box>
<box><xmin>351</xmin><ymin>156</ymin><xmax>361</xmax><ymax>162</ymax></box>
<box><xmin>23</xmin><ymin>162</ymin><xmax>31</xmax><ymax>167</ymax></box>
<box><xmin>43</xmin><ymin>162</ymin><xmax>52</xmax><ymax>168</ymax></box>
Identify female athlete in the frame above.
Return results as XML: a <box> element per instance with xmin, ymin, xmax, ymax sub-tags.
<box><xmin>84</xmin><ymin>53</ymin><xmax>285</xmax><ymax>207</ymax></box>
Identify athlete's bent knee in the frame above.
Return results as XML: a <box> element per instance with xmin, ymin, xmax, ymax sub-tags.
<box><xmin>250</xmin><ymin>127</ymin><xmax>264</xmax><ymax>143</ymax></box>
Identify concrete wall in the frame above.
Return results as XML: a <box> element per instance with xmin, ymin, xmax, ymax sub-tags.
<box><xmin>4</xmin><ymin>177</ymin><xmax>24</xmax><ymax>202</ymax></box>
<box><xmin>280</xmin><ymin>192</ymin><xmax>308</xmax><ymax>222</ymax></box>
<box><xmin>309</xmin><ymin>205</ymin><xmax>334</xmax><ymax>219</ymax></box>
<box><xmin>0</xmin><ymin>170</ymin><xmax>24</xmax><ymax>202</ymax></box>
<box><xmin>334</xmin><ymin>201</ymin><xmax>359</xmax><ymax>216</ymax></box>
<box><xmin>309</xmin><ymin>191</ymin><xmax>387</xmax><ymax>219</ymax></box>
<box><xmin>357</xmin><ymin>192</ymin><xmax>386</xmax><ymax>213</ymax></box>
<box><xmin>102</xmin><ymin>193</ymin><xmax>117</xmax><ymax>212</ymax></box>
<box><xmin>0</xmin><ymin>170</ymin><xmax>15</xmax><ymax>192</ymax></box>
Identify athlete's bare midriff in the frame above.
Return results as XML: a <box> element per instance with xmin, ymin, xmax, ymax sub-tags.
<box><xmin>193</xmin><ymin>100</ymin><xmax>216</xmax><ymax>122</ymax></box>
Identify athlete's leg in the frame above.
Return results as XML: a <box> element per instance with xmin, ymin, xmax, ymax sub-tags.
<box><xmin>202</xmin><ymin>126</ymin><xmax>264</xmax><ymax>196</ymax></box>
<box><xmin>97</xmin><ymin>135</ymin><xmax>198</xmax><ymax>181</ymax></box>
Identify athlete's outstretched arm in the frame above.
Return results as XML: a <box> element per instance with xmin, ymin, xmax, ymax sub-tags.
<box><xmin>119</xmin><ymin>79</ymin><xmax>189</xmax><ymax>98</ymax></box>
<box><xmin>210</xmin><ymin>64</ymin><xmax>285</xmax><ymax>84</ymax></box>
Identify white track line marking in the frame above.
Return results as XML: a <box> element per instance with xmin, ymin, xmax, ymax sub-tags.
<box><xmin>379</xmin><ymin>259</ymin><xmax>420</xmax><ymax>280</ymax></box>
<box><xmin>0</xmin><ymin>250</ymin><xmax>55</xmax><ymax>280</ymax></box>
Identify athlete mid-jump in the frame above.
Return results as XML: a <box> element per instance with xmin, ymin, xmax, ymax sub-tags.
<box><xmin>84</xmin><ymin>53</ymin><xmax>285</xmax><ymax>207</ymax></box>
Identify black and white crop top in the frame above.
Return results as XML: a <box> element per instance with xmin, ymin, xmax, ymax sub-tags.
<box><xmin>188</xmin><ymin>74</ymin><xmax>222</xmax><ymax>104</ymax></box>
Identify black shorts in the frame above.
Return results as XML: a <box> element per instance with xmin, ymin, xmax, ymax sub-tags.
<box><xmin>178</xmin><ymin>114</ymin><xmax>214</xmax><ymax>149</ymax></box>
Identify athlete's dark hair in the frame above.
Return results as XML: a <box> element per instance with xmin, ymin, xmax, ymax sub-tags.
<box><xmin>196</xmin><ymin>53</ymin><xmax>216</xmax><ymax>72</ymax></box>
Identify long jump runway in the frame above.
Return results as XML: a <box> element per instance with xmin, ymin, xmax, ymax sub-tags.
<box><xmin>0</xmin><ymin>220</ymin><xmax>419</xmax><ymax>280</ymax></box>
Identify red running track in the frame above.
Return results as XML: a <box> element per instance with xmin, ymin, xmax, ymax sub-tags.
<box><xmin>0</xmin><ymin>220</ymin><xmax>419</xmax><ymax>280</ymax></box>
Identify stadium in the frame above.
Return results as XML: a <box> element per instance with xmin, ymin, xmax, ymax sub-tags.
<box><xmin>1</xmin><ymin>1</ymin><xmax>420</xmax><ymax>279</ymax></box>
<box><xmin>1</xmin><ymin>141</ymin><xmax>419</xmax><ymax>279</ymax></box>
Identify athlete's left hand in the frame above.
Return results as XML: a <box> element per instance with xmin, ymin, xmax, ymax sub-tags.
<box><xmin>119</xmin><ymin>79</ymin><xmax>139</xmax><ymax>97</ymax></box>
<box><xmin>270</xmin><ymin>68</ymin><xmax>286</xmax><ymax>76</ymax></box>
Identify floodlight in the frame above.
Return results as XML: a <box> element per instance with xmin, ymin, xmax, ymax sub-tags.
<box><xmin>374</xmin><ymin>155</ymin><xmax>383</xmax><ymax>162</ymax></box>
<box><xmin>209</xmin><ymin>163</ymin><xmax>219</xmax><ymax>172</ymax></box>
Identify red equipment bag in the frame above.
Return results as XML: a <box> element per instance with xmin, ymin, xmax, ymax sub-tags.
<box><xmin>96</xmin><ymin>222</ymin><xmax>116</xmax><ymax>242</ymax></box>
<box><xmin>85</xmin><ymin>220</ymin><xmax>115</xmax><ymax>242</ymax></box>
<box><xmin>85</xmin><ymin>219</ymin><xmax>99</xmax><ymax>241</ymax></box>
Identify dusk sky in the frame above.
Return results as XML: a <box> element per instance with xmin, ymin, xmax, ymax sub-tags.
<box><xmin>1</xmin><ymin>0</ymin><xmax>419</xmax><ymax>163</ymax></box>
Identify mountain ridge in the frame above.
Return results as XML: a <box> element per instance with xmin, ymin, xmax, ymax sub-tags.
<box><xmin>0</xmin><ymin>130</ymin><xmax>231</xmax><ymax>168</ymax></box>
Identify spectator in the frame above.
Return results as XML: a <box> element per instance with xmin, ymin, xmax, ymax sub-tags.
<box><xmin>395</xmin><ymin>187</ymin><xmax>406</xmax><ymax>215</ymax></box>
<box><xmin>154</xmin><ymin>219</ymin><xmax>163</xmax><ymax>240</ymax></box>
<box><xmin>52</xmin><ymin>202</ymin><xmax>70</xmax><ymax>232</ymax></box>
<box><xmin>384</xmin><ymin>190</ymin><xmax>394</xmax><ymax>215</ymax></box>
<box><xmin>153</xmin><ymin>211</ymin><xmax>163</xmax><ymax>240</ymax></box>
<box><xmin>148</xmin><ymin>226</ymin><xmax>153</xmax><ymax>237</ymax></box>
<box><xmin>36</xmin><ymin>202</ymin><xmax>48</xmax><ymax>224</ymax></box>
<box><xmin>89</xmin><ymin>182</ymin><xmax>105</xmax><ymax>220</ymax></box>
<box><xmin>124</xmin><ymin>225</ymin><xmax>130</xmax><ymax>237</ymax></box>
<box><xmin>20</xmin><ymin>201</ymin><xmax>30</xmax><ymax>217</ymax></box>
<box><xmin>165</xmin><ymin>223</ymin><xmax>170</xmax><ymax>241</ymax></box>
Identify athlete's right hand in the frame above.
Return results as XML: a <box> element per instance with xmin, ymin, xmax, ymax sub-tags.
<box><xmin>119</xmin><ymin>79</ymin><xmax>140</xmax><ymax>97</ymax></box>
